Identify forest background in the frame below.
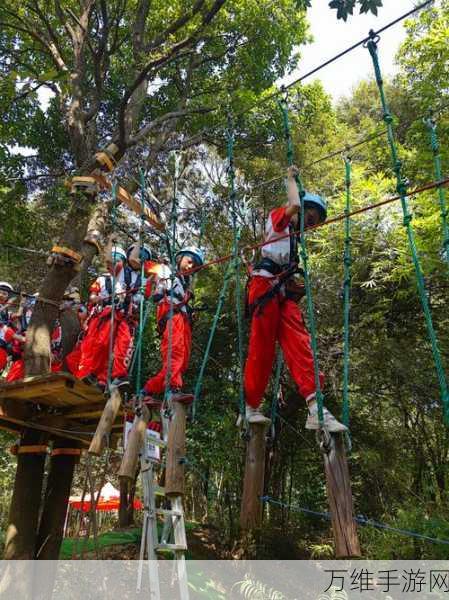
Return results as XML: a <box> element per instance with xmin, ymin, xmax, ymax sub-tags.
<box><xmin>0</xmin><ymin>0</ymin><xmax>448</xmax><ymax>560</ymax></box>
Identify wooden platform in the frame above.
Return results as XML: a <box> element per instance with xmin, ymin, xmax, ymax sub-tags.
<box><xmin>0</xmin><ymin>373</ymin><xmax>124</xmax><ymax>446</ymax></box>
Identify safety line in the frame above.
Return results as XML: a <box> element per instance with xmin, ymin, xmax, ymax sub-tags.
<box><xmin>261</xmin><ymin>495</ymin><xmax>449</xmax><ymax>546</ymax></box>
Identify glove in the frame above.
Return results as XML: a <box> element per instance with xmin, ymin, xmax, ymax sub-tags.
<box><xmin>285</xmin><ymin>277</ymin><xmax>306</xmax><ymax>302</ymax></box>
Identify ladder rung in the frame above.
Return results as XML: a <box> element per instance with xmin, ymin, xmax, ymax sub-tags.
<box><xmin>155</xmin><ymin>543</ymin><xmax>186</xmax><ymax>552</ymax></box>
<box><xmin>156</xmin><ymin>508</ymin><xmax>182</xmax><ymax>517</ymax></box>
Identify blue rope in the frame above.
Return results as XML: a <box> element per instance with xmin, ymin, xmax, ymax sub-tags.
<box><xmin>261</xmin><ymin>496</ymin><xmax>449</xmax><ymax>546</ymax></box>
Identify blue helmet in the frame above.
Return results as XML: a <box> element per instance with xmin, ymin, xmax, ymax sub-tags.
<box><xmin>175</xmin><ymin>246</ymin><xmax>205</xmax><ymax>267</ymax></box>
<box><xmin>303</xmin><ymin>191</ymin><xmax>327</xmax><ymax>223</ymax></box>
<box><xmin>126</xmin><ymin>243</ymin><xmax>152</xmax><ymax>262</ymax></box>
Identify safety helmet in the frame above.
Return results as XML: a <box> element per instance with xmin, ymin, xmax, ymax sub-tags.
<box><xmin>175</xmin><ymin>246</ymin><xmax>205</xmax><ymax>267</ymax></box>
<box><xmin>126</xmin><ymin>243</ymin><xmax>152</xmax><ymax>262</ymax></box>
<box><xmin>303</xmin><ymin>192</ymin><xmax>327</xmax><ymax>223</ymax></box>
<box><xmin>0</xmin><ymin>282</ymin><xmax>14</xmax><ymax>295</ymax></box>
<box><xmin>111</xmin><ymin>246</ymin><xmax>127</xmax><ymax>263</ymax></box>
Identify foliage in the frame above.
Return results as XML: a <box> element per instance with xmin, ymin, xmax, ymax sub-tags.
<box><xmin>1</xmin><ymin>0</ymin><xmax>449</xmax><ymax>563</ymax></box>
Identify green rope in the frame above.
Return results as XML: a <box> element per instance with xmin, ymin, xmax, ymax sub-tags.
<box><xmin>106</xmin><ymin>183</ymin><xmax>118</xmax><ymax>388</ymax></box>
<box><xmin>342</xmin><ymin>156</ymin><xmax>352</xmax><ymax>428</ymax></box>
<box><xmin>134</xmin><ymin>168</ymin><xmax>147</xmax><ymax>396</ymax></box>
<box><xmin>278</xmin><ymin>93</ymin><xmax>325</xmax><ymax>426</ymax></box>
<box><xmin>227</xmin><ymin>114</ymin><xmax>245</xmax><ymax>416</ymax></box>
<box><xmin>367</xmin><ymin>35</ymin><xmax>449</xmax><ymax>424</ymax></box>
<box><xmin>164</xmin><ymin>153</ymin><xmax>180</xmax><ymax>402</ymax></box>
<box><xmin>130</xmin><ymin>298</ymin><xmax>152</xmax><ymax>380</ymax></box>
<box><xmin>424</xmin><ymin>116</ymin><xmax>449</xmax><ymax>269</ymax></box>
<box><xmin>192</xmin><ymin>260</ymin><xmax>235</xmax><ymax>420</ymax></box>
<box><xmin>271</xmin><ymin>348</ymin><xmax>283</xmax><ymax>426</ymax></box>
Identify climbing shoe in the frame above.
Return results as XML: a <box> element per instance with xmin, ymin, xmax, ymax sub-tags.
<box><xmin>305</xmin><ymin>401</ymin><xmax>347</xmax><ymax>433</ymax></box>
<box><xmin>245</xmin><ymin>404</ymin><xmax>271</xmax><ymax>425</ymax></box>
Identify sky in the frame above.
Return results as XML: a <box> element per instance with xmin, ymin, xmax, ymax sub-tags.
<box><xmin>282</xmin><ymin>0</ymin><xmax>419</xmax><ymax>101</ymax></box>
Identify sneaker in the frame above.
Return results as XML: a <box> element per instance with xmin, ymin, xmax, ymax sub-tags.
<box><xmin>245</xmin><ymin>404</ymin><xmax>271</xmax><ymax>425</ymax></box>
<box><xmin>305</xmin><ymin>401</ymin><xmax>348</xmax><ymax>433</ymax></box>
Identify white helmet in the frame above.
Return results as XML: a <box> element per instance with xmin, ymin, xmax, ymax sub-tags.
<box><xmin>111</xmin><ymin>246</ymin><xmax>127</xmax><ymax>262</ymax></box>
<box><xmin>0</xmin><ymin>282</ymin><xmax>14</xmax><ymax>295</ymax></box>
<box><xmin>175</xmin><ymin>246</ymin><xmax>205</xmax><ymax>267</ymax></box>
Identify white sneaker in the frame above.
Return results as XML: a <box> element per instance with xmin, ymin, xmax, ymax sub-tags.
<box><xmin>305</xmin><ymin>401</ymin><xmax>348</xmax><ymax>432</ymax></box>
<box><xmin>245</xmin><ymin>405</ymin><xmax>271</xmax><ymax>425</ymax></box>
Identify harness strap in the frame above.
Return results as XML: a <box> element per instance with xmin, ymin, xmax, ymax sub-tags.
<box><xmin>247</xmin><ymin>264</ymin><xmax>303</xmax><ymax>318</ymax></box>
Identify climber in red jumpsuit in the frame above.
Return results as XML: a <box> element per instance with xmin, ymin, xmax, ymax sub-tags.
<box><xmin>142</xmin><ymin>246</ymin><xmax>204</xmax><ymax>403</ymax></box>
<box><xmin>243</xmin><ymin>165</ymin><xmax>347</xmax><ymax>432</ymax></box>
<box><xmin>75</xmin><ymin>243</ymin><xmax>152</xmax><ymax>391</ymax></box>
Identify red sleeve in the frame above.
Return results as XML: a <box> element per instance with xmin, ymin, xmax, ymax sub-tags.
<box><xmin>89</xmin><ymin>279</ymin><xmax>101</xmax><ymax>295</ymax></box>
<box><xmin>4</xmin><ymin>327</ymin><xmax>15</xmax><ymax>343</ymax></box>
<box><xmin>270</xmin><ymin>207</ymin><xmax>291</xmax><ymax>233</ymax></box>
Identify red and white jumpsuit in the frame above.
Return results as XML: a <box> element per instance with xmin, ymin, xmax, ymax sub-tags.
<box><xmin>0</xmin><ymin>323</ymin><xmax>15</xmax><ymax>374</ymax></box>
<box><xmin>143</xmin><ymin>265</ymin><xmax>192</xmax><ymax>394</ymax></box>
<box><xmin>76</xmin><ymin>267</ymin><xmax>141</xmax><ymax>385</ymax></box>
<box><xmin>244</xmin><ymin>206</ymin><xmax>324</xmax><ymax>409</ymax></box>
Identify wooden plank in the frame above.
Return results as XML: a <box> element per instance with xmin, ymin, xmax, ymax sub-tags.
<box><xmin>0</xmin><ymin>373</ymin><xmax>104</xmax><ymax>408</ymax></box>
<box><xmin>323</xmin><ymin>433</ymin><xmax>361</xmax><ymax>558</ymax></box>
<box><xmin>91</xmin><ymin>173</ymin><xmax>164</xmax><ymax>231</ymax></box>
<box><xmin>64</xmin><ymin>403</ymin><xmax>108</xmax><ymax>419</ymax></box>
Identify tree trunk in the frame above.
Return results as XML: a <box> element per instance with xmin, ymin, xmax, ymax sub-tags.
<box><xmin>4</xmin><ymin>429</ymin><xmax>48</xmax><ymax>559</ymax></box>
<box><xmin>24</xmin><ymin>192</ymin><xmax>98</xmax><ymax>375</ymax></box>
<box><xmin>35</xmin><ymin>438</ymin><xmax>81</xmax><ymax>559</ymax></box>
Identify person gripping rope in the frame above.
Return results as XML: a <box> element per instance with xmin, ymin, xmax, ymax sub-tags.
<box><xmin>243</xmin><ymin>165</ymin><xmax>347</xmax><ymax>432</ymax></box>
<box><xmin>142</xmin><ymin>246</ymin><xmax>204</xmax><ymax>403</ymax></box>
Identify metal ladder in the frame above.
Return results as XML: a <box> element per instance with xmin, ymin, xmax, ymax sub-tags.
<box><xmin>137</xmin><ymin>414</ymin><xmax>189</xmax><ymax>600</ymax></box>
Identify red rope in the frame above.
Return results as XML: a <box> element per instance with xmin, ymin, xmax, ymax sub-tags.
<box><xmin>185</xmin><ymin>176</ymin><xmax>449</xmax><ymax>276</ymax></box>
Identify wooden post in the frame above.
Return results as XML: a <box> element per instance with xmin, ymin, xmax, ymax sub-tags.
<box><xmin>118</xmin><ymin>405</ymin><xmax>149</xmax><ymax>480</ymax></box>
<box><xmin>89</xmin><ymin>386</ymin><xmax>122</xmax><ymax>455</ymax></box>
<box><xmin>240</xmin><ymin>421</ymin><xmax>270</xmax><ymax>530</ymax></box>
<box><xmin>4</xmin><ymin>429</ymin><xmax>48</xmax><ymax>559</ymax></box>
<box><xmin>165</xmin><ymin>400</ymin><xmax>187</xmax><ymax>497</ymax></box>
<box><xmin>35</xmin><ymin>438</ymin><xmax>81</xmax><ymax>559</ymax></box>
<box><xmin>323</xmin><ymin>433</ymin><xmax>361</xmax><ymax>558</ymax></box>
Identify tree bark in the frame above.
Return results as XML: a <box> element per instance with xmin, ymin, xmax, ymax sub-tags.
<box><xmin>4</xmin><ymin>429</ymin><xmax>48</xmax><ymax>559</ymax></box>
<box><xmin>35</xmin><ymin>438</ymin><xmax>81</xmax><ymax>559</ymax></box>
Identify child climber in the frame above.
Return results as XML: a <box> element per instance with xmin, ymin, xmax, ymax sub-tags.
<box><xmin>142</xmin><ymin>246</ymin><xmax>204</xmax><ymax>403</ymax></box>
<box><xmin>243</xmin><ymin>165</ymin><xmax>347</xmax><ymax>432</ymax></box>
<box><xmin>76</xmin><ymin>242</ymin><xmax>151</xmax><ymax>391</ymax></box>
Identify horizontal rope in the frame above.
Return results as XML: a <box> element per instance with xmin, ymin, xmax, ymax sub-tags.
<box><xmin>187</xmin><ymin>175</ymin><xmax>449</xmax><ymax>277</ymax></box>
<box><xmin>261</xmin><ymin>496</ymin><xmax>449</xmax><ymax>546</ymax></box>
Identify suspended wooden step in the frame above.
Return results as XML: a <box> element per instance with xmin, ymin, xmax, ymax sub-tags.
<box><xmin>0</xmin><ymin>372</ymin><xmax>124</xmax><ymax>446</ymax></box>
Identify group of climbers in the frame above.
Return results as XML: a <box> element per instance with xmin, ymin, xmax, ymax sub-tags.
<box><xmin>1</xmin><ymin>163</ymin><xmax>346</xmax><ymax>432</ymax></box>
